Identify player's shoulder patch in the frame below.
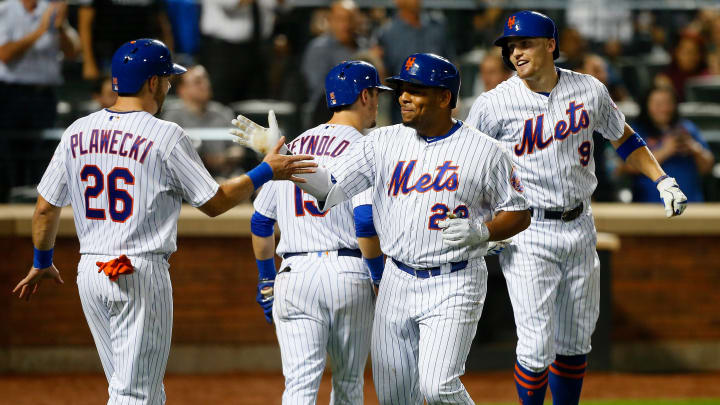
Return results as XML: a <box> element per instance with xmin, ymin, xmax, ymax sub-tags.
<box><xmin>509</xmin><ymin>165</ymin><xmax>524</xmax><ymax>193</ymax></box>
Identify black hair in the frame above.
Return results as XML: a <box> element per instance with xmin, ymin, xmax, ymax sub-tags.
<box><xmin>636</xmin><ymin>85</ymin><xmax>680</xmax><ymax>139</ymax></box>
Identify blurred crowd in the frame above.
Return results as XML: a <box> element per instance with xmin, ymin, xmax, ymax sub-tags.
<box><xmin>0</xmin><ymin>0</ymin><xmax>718</xmax><ymax>202</ymax></box>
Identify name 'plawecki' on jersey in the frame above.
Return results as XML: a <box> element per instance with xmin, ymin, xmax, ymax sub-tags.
<box><xmin>325</xmin><ymin>122</ymin><xmax>528</xmax><ymax>268</ymax></box>
<box><xmin>67</xmin><ymin>128</ymin><xmax>155</xmax><ymax>163</ymax></box>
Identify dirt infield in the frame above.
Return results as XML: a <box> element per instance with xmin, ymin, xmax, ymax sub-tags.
<box><xmin>1</xmin><ymin>372</ymin><xmax>719</xmax><ymax>404</ymax></box>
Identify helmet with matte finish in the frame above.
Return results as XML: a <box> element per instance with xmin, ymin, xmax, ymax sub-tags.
<box><xmin>111</xmin><ymin>39</ymin><xmax>187</xmax><ymax>94</ymax></box>
<box><xmin>494</xmin><ymin>11</ymin><xmax>559</xmax><ymax>70</ymax></box>
<box><xmin>386</xmin><ymin>53</ymin><xmax>460</xmax><ymax>108</ymax></box>
<box><xmin>325</xmin><ymin>61</ymin><xmax>392</xmax><ymax>109</ymax></box>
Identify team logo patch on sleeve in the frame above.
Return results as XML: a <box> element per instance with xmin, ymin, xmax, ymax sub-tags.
<box><xmin>510</xmin><ymin>166</ymin><xmax>524</xmax><ymax>193</ymax></box>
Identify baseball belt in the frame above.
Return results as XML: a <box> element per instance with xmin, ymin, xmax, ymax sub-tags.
<box><xmin>282</xmin><ymin>248</ymin><xmax>362</xmax><ymax>260</ymax></box>
<box><xmin>531</xmin><ymin>202</ymin><xmax>584</xmax><ymax>222</ymax></box>
<box><xmin>391</xmin><ymin>258</ymin><xmax>468</xmax><ymax>279</ymax></box>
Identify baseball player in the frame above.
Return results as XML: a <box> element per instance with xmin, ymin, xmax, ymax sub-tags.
<box><xmin>249</xmin><ymin>61</ymin><xmax>390</xmax><ymax>404</ymax></box>
<box><xmin>465</xmin><ymin>11</ymin><xmax>688</xmax><ymax>405</ymax></box>
<box><xmin>11</xmin><ymin>39</ymin><xmax>315</xmax><ymax>405</ymax></box>
<box><xmin>236</xmin><ymin>53</ymin><xmax>532</xmax><ymax>405</ymax></box>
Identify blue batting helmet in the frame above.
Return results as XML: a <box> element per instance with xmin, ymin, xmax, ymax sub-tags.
<box><xmin>111</xmin><ymin>39</ymin><xmax>187</xmax><ymax>94</ymax></box>
<box><xmin>386</xmin><ymin>53</ymin><xmax>460</xmax><ymax>108</ymax></box>
<box><xmin>494</xmin><ymin>11</ymin><xmax>559</xmax><ymax>70</ymax></box>
<box><xmin>325</xmin><ymin>61</ymin><xmax>392</xmax><ymax>109</ymax></box>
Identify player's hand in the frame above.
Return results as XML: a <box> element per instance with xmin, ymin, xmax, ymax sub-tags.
<box><xmin>256</xmin><ymin>280</ymin><xmax>274</xmax><ymax>324</ymax></box>
<box><xmin>486</xmin><ymin>239</ymin><xmax>511</xmax><ymax>256</ymax></box>
<box><xmin>12</xmin><ymin>264</ymin><xmax>64</xmax><ymax>302</ymax></box>
<box><xmin>263</xmin><ymin>137</ymin><xmax>316</xmax><ymax>182</ymax></box>
<box><xmin>230</xmin><ymin>111</ymin><xmax>287</xmax><ymax>155</ymax></box>
<box><xmin>437</xmin><ymin>216</ymin><xmax>490</xmax><ymax>248</ymax></box>
<box><xmin>656</xmin><ymin>176</ymin><xmax>687</xmax><ymax>218</ymax></box>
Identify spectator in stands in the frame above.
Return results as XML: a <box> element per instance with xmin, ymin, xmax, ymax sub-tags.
<box><xmin>624</xmin><ymin>85</ymin><xmax>715</xmax><ymax>202</ymax></box>
<box><xmin>374</xmin><ymin>0</ymin><xmax>454</xmax><ymax>123</ymax></box>
<box><xmin>478</xmin><ymin>49</ymin><xmax>512</xmax><ymax>93</ymax></box>
<box><xmin>0</xmin><ymin>0</ymin><xmax>80</xmax><ymax>129</ymax></box>
<box><xmin>580</xmin><ymin>53</ymin><xmax>631</xmax><ymax>102</ymax></box>
<box><xmin>558</xmin><ymin>27</ymin><xmax>587</xmax><ymax>71</ymax></box>
<box><xmin>161</xmin><ymin>65</ymin><xmax>255</xmax><ymax>180</ymax></box>
<box><xmin>91</xmin><ymin>76</ymin><xmax>116</xmax><ymax>110</ymax></box>
<box><xmin>301</xmin><ymin>0</ymin><xmax>375</xmax><ymax>126</ymax></box>
<box><xmin>78</xmin><ymin>0</ymin><xmax>173</xmax><ymax>81</ymax></box>
<box><xmin>656</xmin><ymin>33</ymin><xmax>708</xmax><ymax>101</ymax></box>
<box><xmin>200</xmin><ymin>0</ymin><xmax>286</xmax><ymax>103</ymax></box>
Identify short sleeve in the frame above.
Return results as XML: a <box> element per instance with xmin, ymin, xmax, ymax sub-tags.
<box><xmin>253</xmin><ymin>181</ymin><xmax>278</xmax><ymax>219</ymax></box>
<box><xmin>0</xmin><ymin>4</ymin><xmax>11</xmax><ymax>45</ymax></box>
<box><xmin>326</xmin><ymin>134</ymin><xmax>377</xmax><ymax>198</ymax></box>
<box><xmin>37</xmin><ymin>139</ymin><xmax>70</xmax><ymax>207</ymax></box>
<box><xmin>351</xmin><ymin>188</ymin><xmax>373</xmax><ymax>208</ymax></box>
<box><xmin>594</xmin><ymin>80</ymin><xmax>625</xmax><ymax>141</ymax></box>
<box><xmin>165</xmin><ymin>135</ymin><xmax>219</xmax><ymax>207</ymax></box>
<box><xmin>483</xmin><ymin>149</ymin><xmax>529</xmax><ymax>214</ymax></box>
<box><xmin>465</xmin><ymin>93</ymin><xmax>502</xmax><ymax>139</ymax></box>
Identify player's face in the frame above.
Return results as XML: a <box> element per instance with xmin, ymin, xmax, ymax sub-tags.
<box><xmin>506</xmin><ymin>37</ymin><xmax>555</xmax><ymax>79</ymax></box>
<box><xmin>397</xmin><ymin>82</ymin><xmax>446</xmax><ymax>129</ymax></box>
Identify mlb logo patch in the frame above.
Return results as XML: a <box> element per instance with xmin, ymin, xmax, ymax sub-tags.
<box><xmin>112</xmin><ymin>77</ymin><xmax>118</xmax><ymax>91</ymax></box>
<box><xmin>330</xmin><ymin>92</ymin><xmax>336</xmax><ymax>105</ymax></box>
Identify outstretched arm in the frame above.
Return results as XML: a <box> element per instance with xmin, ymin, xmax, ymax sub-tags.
<box><xmin>612</xmin><ymin>124</ymin><xmax>687</xmax><ymax>217</ymax></box>
<box><xmin>198</xmin><ymin>138</ymin><xmax>316</xmax><ymax>217</ymax></box>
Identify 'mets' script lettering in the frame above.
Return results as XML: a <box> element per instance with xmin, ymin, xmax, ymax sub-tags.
<box><xmin>388</xmin><ymin>160</ymin><xmax>459</xmax><ymax>196</ymax></box>
<box><xmin>514</xmin><ymin>101</ymin><xmax>590</xmax><ymax>157</ymax></box>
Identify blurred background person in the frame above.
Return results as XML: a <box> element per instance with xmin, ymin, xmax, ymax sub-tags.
<box><xmin>200</xmin><ymin>0</ymin><xmax>285</xmax><ymax>104</ymax></box>
<box><xmin>622</xmin><ymin>85</ymin><xmax>715</xmax><ymax>202</ymax></box>
<box><xmin>162</xmin><ymin>65</ymin><xmax>257</xmax><ymax>182</ymax></box>
<box><xmin>478</xmin><ymin>48</ymin><xmax>512</xmax><ymax>93</ymax></box>
<box><xmin>301</xmin><ymin>0</ymin><xmax>374</xmax><ymax>127</ymax></box>
<box><xmin>655</xmin><ymin>33</ymin><xmax>709</xmax><ymax>101</ymax></box>
<box><xmin>91</xmin><ymin>75</ymin><xmax>116</xmax><ymax>110</ymax></box>
<box><xmin>374</xmin><ymin>0</ymin><xmax>454</xmax><ymax>123</ymax></box>
<box><xmin>77</xmin><ymin>0</ymin><xmax>173</xmax><ymax>81</ymax></box>
<box><xmin>0</xmin><ymin>0</ymin><xmax>79</xmax><ymax>130</ymax></box>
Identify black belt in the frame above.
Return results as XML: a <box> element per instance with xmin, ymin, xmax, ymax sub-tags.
<box><xmin>391</xmin><ymin>258</ymin><xmax>468</xmax><ymax>279</ymax></box>
<box><xmin>283</xmin><ymin>248</ymin><xmax>362</xmax><ymax>260</ymax></box>
<box><xmin>531</xmin><ymin>202</ymin><xmax>584</xmax><ymax>222</ymax></box>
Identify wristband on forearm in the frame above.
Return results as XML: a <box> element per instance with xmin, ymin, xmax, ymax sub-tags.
<box><xmin>364</xmin><ymin>255</ymin><xmax>384</xmax><ymax>284</ymax></box>
<box><xmin>256</xmin><ymin>257</ymin><xmax>276</xmax><ymax>280</ymax></box>
<box><xmin>654</xmin><ymin>174</ymin><xmax>669</xmax><ymax>184</ymax></box>
<box><xmin>247</xmin><ymin>162</ymin><xmax>274</xmax><ymax>190</ymax></box>
<box><xmin>33</xmin><ymin>247</ymin><xmax>54</xmax><ymax>269</ymax></box>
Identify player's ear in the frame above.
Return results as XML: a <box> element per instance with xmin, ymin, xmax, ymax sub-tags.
<box><xmin>548</xmin><ymin>38</ymin><xmax>556</xmax><ymax>55</ymax></box>
<box><xmin>438</xmin><ymin>88</ymin><xmax>452</xmax><ymax>109</ymax></box>
<box><xmin>147</xmin><ymin>75</ymin><xmax>159</xmax><ymax>93</ymax></box>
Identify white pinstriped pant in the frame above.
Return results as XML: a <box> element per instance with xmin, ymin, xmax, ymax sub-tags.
<box><xmin>77</xmin><ymin>254</ymin><xmax>173</xmax><ymax>405</ymax></box>
<box><xmin>273</xmin><ymin>254</ymin><xmax>375</xmax><ymax>405</ymax></box>
<box><xmin>500</xmin><ymin>210</ymin><xmax>600</xmax><ymax>371</ymax></box>
<box><xmin>371</xmin><ymin>258</ymin><xmax>486</xmax><ymax>405</ymax></box>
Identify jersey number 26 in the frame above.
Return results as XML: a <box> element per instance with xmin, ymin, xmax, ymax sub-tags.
<box><xmin>81</xmin><ymin>165</ymin><xmax>134</xmax><ymax>222</ymax></box>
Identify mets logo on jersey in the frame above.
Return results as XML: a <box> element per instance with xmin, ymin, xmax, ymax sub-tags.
<box><xmin>514</xmin><ymin>101</ymin><xmax>590</xmax><ymax>157</ymax></box>
<box><xmin>510</xmin><ymin>166</ymin><xmax>523</xmax><ymax>193</ymax></box>
<box><xmin>388</xmin><ymin>160</ymin><xmax>459</xmax><ymax>196</ymax></box>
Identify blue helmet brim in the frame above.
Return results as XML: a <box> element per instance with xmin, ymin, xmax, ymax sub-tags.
<box><xmin>171</xmin><ymin>63</ymin><xmax>187</xmax><ymax>75</ymax></box>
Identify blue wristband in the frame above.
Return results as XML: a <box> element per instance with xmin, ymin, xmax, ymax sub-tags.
<box><xmin>256</xmin><ymin>258</ymin><xmax>276</xmax><ymax>280</ymax></box>
<box><xmin>364</xmin><ymin>255</ymin><xmax>384</xmax><ymax>283</ymax></box>
<box><xmin>247</xmin><ymin>162</ymin><xmax>274</xmax><ymax>190</ymax></box>
<box><xmin>33</xmin><ymin>247</ymin><xmax>54</xmax><ymax>269</ymax></box>
<box><xmin>654</xmin><ymin>174</ymin><xmax>669</xmax><ymax>184</ymax></box>
<box><xmin>616</xmin><ymin>133</ymin><xmax>647</xmax><ymax>161</ymax></box>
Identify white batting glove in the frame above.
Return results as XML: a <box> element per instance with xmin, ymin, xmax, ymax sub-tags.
<box><xmin>229</xmin><ymin>110</ymin><xmax>288</xmax><ymax>155</ymax></box>
<box><xmin>656</xmin><ymin>176</ymin><xmax>687</xmax><ymax>218</ymax></box>
<box><xmin>486</xmin><ymin>239</ymin><xmax>511</xmax><ymax>256</ymax></box>
<box><xmin>437</xmin><ymin>217</ymin><xmax>490</xmax><ymax>248</ymax></box>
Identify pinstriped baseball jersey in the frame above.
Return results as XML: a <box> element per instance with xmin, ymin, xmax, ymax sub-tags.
<box><xmin>325</xmin><ymin>121</ymin><xmax>529</xmax><ymax>268</ymax></box>
<box><xmin>253</xmin><ymin>123</ymin><xmax>372</xmax><ymax>256</ymax></box>
<box><xmin>37</xmin><ymin>108</ymin><xmax>219</xmax><ymax>256</ymax></box>
<box><xmin>465</xmin><ymin>68</ymin><xmax>625</xmax><ymax>209</ymax></box>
